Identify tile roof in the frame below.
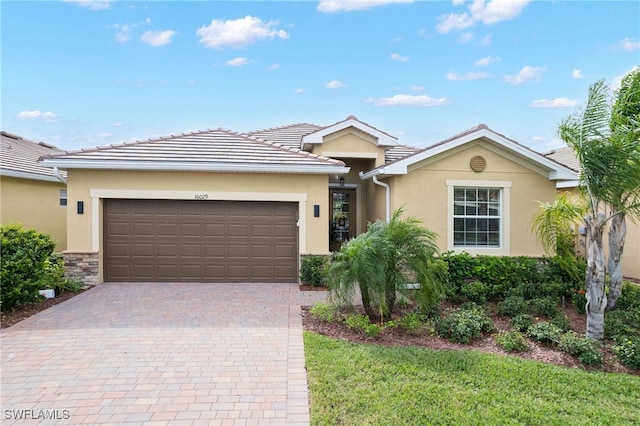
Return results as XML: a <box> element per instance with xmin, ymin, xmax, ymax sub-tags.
<box><xmin>384</xmin><ymin>145</ymin><xmax>420</xmax><ymax>164</ymax></box>
<box><xmin>544</xmin><ymin>146</ymin><xmax>580</xmax><ymax>172</ymax></box>
<box><xmin>1</xmin><ymin>131</ymin><xmax>66</xmax><ymax>182</ymax></box>
<box><xmin>247</xmin><ymin>123</ymin><xmax>322</xmax><ymax>149</ymax></box>
<box><xmin>40</xmin><ymin>128</ymin><xmax>348</xmax><ymax>174</ymax></box>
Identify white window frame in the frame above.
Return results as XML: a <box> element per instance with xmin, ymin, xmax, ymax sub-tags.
<box><xmin>59</xmin><ymin>189</ymin><xmax>68</xmax><ymax>207</ymax></box>
<box><xmin>446</xmin><ymin>180</ymin><xmax>511</xmax><ymax>255</ymax></box>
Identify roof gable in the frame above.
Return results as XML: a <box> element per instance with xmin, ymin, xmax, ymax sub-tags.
<box><xmin>1</xmin><ymin>131</ymin><xmax>66</xmax><ymax>182</ymax></box>
<box><xmin>301</xmin><ymin>115</ymin><xmax>398</xmax><ymax>151</ymax></box>
<box><xmin>361</xmin><ymin>124</ymin><xmax>578</xmax><ymax>181</ymax></box>
<box><xmin>40</xmin><ymin>128</ymin><xmax>349</xmax><ymax>175</ymax></box>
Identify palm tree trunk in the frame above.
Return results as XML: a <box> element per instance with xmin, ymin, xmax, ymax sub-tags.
<box><xmin>359</xmin><ymin>281</ymin><xmax>374</xmax><ymax>319</ymax></box>
<box><xmin>585</xmin><ymin>215</ymin><xmax>607</xmax><ymax>340</ymax></box>
<box><xmin>607</xmin><ymin>213</ymin><xmax>626</xmax><ymax>309</ymax></box>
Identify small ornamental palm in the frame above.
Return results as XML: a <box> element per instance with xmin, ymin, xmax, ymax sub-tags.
<box><xmin>327</xmin><ymin>208</ymin><xmax>442</xmax><ymax>320</ymax></box>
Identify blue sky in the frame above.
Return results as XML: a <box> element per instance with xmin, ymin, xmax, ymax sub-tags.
<box><xmin>2</xmin><ymin>0</ymin><xmax>639</xmax><ymax>152</ymax></box>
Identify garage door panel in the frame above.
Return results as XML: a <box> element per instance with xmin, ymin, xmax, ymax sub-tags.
<box><xmin>104</xmin><ymin>199</ymin><xmax>298</xmax><ymax>282</ymax></box>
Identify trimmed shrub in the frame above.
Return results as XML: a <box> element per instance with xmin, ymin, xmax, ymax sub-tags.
<box><xmin>613</xmin><ymin>336</ymin><xmax>640</xmax><ymax>370</ymax></box>
<box><xmin>617</xmin><ymin>282</ymin><xmax>640</xmax><ymax>311</ymax></box>
<box><xmin>398</xmin><ymin>312</ymin><xmax>431</xmax><ymax>336</ymax></box>
<box><xmin>435</xmin><ymin>304</ymin><xmax>494</xmax><ymax>344</ymax></box>
<box><xmin>605</xmin><ymin>309</ymin><xmax>640</xmax><ymax>340</ymax></box>
<box><xmin>0</xmin><ymin>224</ymin><xmax>58</xmax><ymax>312</ymax></box>
<box><xmin>528</xmin><ymin>297</ymin><xmax>560</xmax><ymax>318</ymax></box>
<box><xmin>310</xmin><ymin>303</ymin><xmax>341</xmax><ymax>323</ymax></box>
<box><xmin>550</xmin><ymin>314</ymin><xmax>572</xmax><ymax>332</ymax></box>
<box><xmin>527</xmin><ymin>322</ymin><xmax>563</xmax><ymax>344</ymax></box>
<box><xmin>345</xmin><ymin>314</ymin><xmax>382</xmax><ymax>339</ymax></box>
<box><xmin>460</xmin><ymin>280</ymin><xmax>489</xmax><ymax>304</ymax></box>
<box><xmin>540</xmin><ymin>281</ymin><xmax>573</xmax><ymax>299</ymax></box>
<box><xmin>497</xmin><ymin>295</ymin><xmax>528</xmax><ymax>318</ymax></box>
<box><xmin>510</xmin><ymin>314</ymin><xmax>534</xmax><ymax>332</ymax></box>
<box><xmin>558</xmin><ymin>331</ymin><xmax>604</xmax><ymax>366</ymax></box>
<box><xmin>571</xmin><ymin>290</ymin><xmax>587</xmax><ymax>315</ymax></box>
<box><xmin>300</xmin><ymin>255</ymin><xmax>329</xmax><ymax>287</ymax></box>
<box><xmin>496</xmin><ymin>329</ymin><xmax>529</xmax><ymax>352</ymax></box>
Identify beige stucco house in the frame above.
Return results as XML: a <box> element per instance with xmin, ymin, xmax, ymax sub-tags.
<box><xmin>1</xmin><ymin>131</ymin><xmax>67</xmax><ymax>250</ymax></box>
<box><xmin>545</xmin><ymin>147</ymin><xmax>640</xmax><ymax>280</ymax></box>
<box><xmin>39</xmin><ymin>116</ymin><xmax>579</xmax><ymax>285</ymax></box>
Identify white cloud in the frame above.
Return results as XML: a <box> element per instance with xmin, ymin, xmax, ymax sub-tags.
<box><xmin>109</xmin><ymin>18</ymin><xmax>151</xmax><ymax>43</ymax></box>
<box><xmin>571</xmin><ymin>69</ymin><xmax>584</xmax><ymax>79</ymax></box>
<box><xmin>390</xmin><ymin>53</ymin><xmax>409</xmax><ymax>62</ymax></box>
<box><xmin>226</xmin><ymin>57</ymin><xmax>249</xmax><ymax>67</ymax></box>
<box><xmin>612</xmin><ymin>66</ymin><xmax>640</xmax><ymax>90</ymax></box>
<box><xmin>474</xmin><ymin>55</ymin><xmax>499</xmax><ymax>66</ymax></box>
<box><xmin>504</xmin><ymin>65</ymin><xmax>545</xmax><ymax>85</ymax></box>
<box><xmin>613</xmin><ymin>38</ymin><xmax>640</xmax><ymax>51</ymax></box>
<box><xmin>63</xmin><ymin>0</ymin><xmax>112</xmax><ymax>10</ymax></box>
<box><xmin>480</xmin><ymin>34</ymin><xmax>493</xmax><ymax>45</ymax></box>
<box><xmin>411</xmin><ymin>85</ymin><xmax>424</xmax><ymax>92</ymax></box>
<box><xmin>295</xmin><ymin>88</ymin><xmax>305</xmax><ymax>94</ymax></box>
<box><xmin>530</xmin><ymin>98</ymin><xmax>579</xmax><ymax>108</ymax></box>
<box><xmin>267</xmin><ymin>64</ymin><xmax>281</xmax><ymax>71</ymax></box>
<box><xmin>437</xmin><ymin>0</ymin><xmax>530</xmax><ymax>33</ymax></box>
<box><xmin>326</xmin><ymin>80</ymin><xmax>347</xmax><ymax>89</ymax></box>
<box><xmin>459</xmin><ymin>32</ymin><xmax>474</xmax><ymax>43</ymax></box>
<box><xmin>366</xmin><ymin>94</ymin><xmax>449</xmax><ymax>107</ymax></box>
<box><xmin>17</xmin><ymin>110</ymin><xmax>57</xmax><ymax>121</ymax></box>
<box><xmin>141</xmin><ymin>30</ymin><xmax>175</xmax><ymax>47</ymax></box>
<box><xmin>318</xmin><ymin>0</ymin><xmax>413</xmax><ymax>13</ymax></box>
<box><xmin>196</xmin><ymin>16</ymin><xmax>288</xmax><ymax>49</ymax></box>
<box><xmin>445</xmin><ymin>71</ymin><xmax>489</xmax><ymax>81</ymax></box>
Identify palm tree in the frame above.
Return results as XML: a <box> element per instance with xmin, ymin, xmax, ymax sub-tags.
<box><xmin>557</xmin><ymin>74</ymin><xmax>640</xmax><ymax>340</ymax></box>
<box><xmin>327</xmin><ymin>208</ymin><xmax>441</xmax><ymax>320</ymax></box>
<box><xmin>607</xmin><ymin>68</ymin><xmax>640</xmax><ymax>309</ymax></box>
<box><xmin>531</xmin><ymin>192</ymin><xmax>586</xmax><ymax>285</ymax></box>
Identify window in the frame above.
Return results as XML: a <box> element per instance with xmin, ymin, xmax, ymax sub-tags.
<box><xmin>60</xmin><ymin>189</ymin><xmax>67</xmax><ymax>207</ymax></box>
<box><xmin>446</xmin><ymin>180</ymin><xmax>511</xmax><ymax>254</ymax></box>
<box><xmin>453</xmin><ymin>187</ymin><xmax>500</xmax><ymax>246</ymax></box>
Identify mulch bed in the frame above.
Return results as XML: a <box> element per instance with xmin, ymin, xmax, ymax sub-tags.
<box><xmin>1</xmin><ymin>290</ymin><xmax>84</xmax><ymax>328</ymax></box>
<box><xmin>300</xmin><ymin>287</ymin><xmax>637</xmax><ymax>376</ymax></box>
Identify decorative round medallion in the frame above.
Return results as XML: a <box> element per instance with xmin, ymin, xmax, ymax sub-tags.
<box><xmin>470</xmin><ymin>155</ymin><xmax>486</xmax><ymax>172</ymax></box>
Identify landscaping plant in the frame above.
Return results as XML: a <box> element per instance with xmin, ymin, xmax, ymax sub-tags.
<box><xmin>328</xmin><ymin>208</ymin><xmax>442</xmax><ymax>320</ymax></box>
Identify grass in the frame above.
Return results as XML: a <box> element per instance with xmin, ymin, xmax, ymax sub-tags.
<box><xmin>304</xmin><ymin>332</ymin><xmax>640</xmax><ymax>426</ymax></box>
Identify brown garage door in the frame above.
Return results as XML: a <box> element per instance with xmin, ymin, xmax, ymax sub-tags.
<box><xmin>104</xmin><ymin>199</ymin><xmax>298</xmax><ymax>283</ymax></box>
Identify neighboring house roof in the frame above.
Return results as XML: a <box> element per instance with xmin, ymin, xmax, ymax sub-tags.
<box><xmin>361</xmin><ymin>124</ymin><xmax>579</xmax><ymax>181</ymax></box>
<box><xmin>301</xmin><ymin>115</ymin><xmax>398</xmax><ymax>150</ymax></box>
<box><xmin>544</xmin><ymin>146</ymin><xmax>581</xmax><ymax>172</ymax></box>
<box><xmin>544</xmin><ymin>146</ymin><xmax>581</xmax><ymax>189</ymax></box>
<box><xmin>40</xmin><ymin>128</ymin><xmax>349</xmax><ymax>175</ymax></box>
<box><xmin>1</xmin><ymin>131</ymin><xmax>67</xmax><ymax>183</ymax></box>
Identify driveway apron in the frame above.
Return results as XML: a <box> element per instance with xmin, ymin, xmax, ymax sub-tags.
<box><xmin>1</xmin><ymin>283</ymin><xmax>328</xmax><ymax>425</ymax></box>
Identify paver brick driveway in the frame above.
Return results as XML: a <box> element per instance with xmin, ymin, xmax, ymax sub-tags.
<box><xmin>1</xmin><ymin>283</ymin><xmax>328</xmax><ymax>425</ymax></box>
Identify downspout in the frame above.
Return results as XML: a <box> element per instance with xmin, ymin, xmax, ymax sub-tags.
<box><xmin>372</xmin><ymin>175</ymin><xmax>390</xmax><ymax>222</ymax></box>
<box><xmin>53</xmin><ymin>166</ymin><xmax>67</xmax><ymax>184</ymax></box>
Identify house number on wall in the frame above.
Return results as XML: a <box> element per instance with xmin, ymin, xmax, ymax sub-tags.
<box><xmin>194</xmin><ymin>194</ymin><xmax>209</xmax><ymax>200</ymax></box>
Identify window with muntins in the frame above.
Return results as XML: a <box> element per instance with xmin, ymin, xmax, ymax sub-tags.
<box><xmin>453</xmin><ymin>187</ymin><xmax>500</xmax><ymax>246</ymax></box>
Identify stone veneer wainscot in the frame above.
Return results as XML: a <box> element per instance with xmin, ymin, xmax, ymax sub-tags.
<box><xmin>63</xmin><ymin>252</ymin><xmax>100</xmax><ymax>286</ymax></box>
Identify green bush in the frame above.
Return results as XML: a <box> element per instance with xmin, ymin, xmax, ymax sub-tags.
<box><xmin>613</xmin><ymin>336</ymin><xmax>640</xmax><ymax>370</ymax></box>
<box><xmin>310</xmin><ymin>303</ymin><xmax>341</xmax><ymax>323</ymax></box>
<box><xmin>345</xmin><ymin>314</ymin><xmax>382</xmax><ymax>339</ymax></box>
<box><xmin>605</xmin><ymin>309</ymin><xmax>640</xmax><ymax>340</ymax></box>
<box><xmin>617</xmin><ymin>282</ymin><xmax>640</xmax><ymax>311</ymax></box>
<box><xmin>528</xmin><ymin>297</ymin><xmax>560</xmax><ymax>318</ymax></box>
<box><xmin>398</xmin><ymin>312</ymin><xmax>431</xmax><ymax>336</ymax></box>
<box><xmin>540</xmin><ymin>281</ymin><xmax>573</xmax><ymax>299</ymax></box>
<box><xmin>558</xmin><ymin>331</ymin><xmax>604</xmax><ymax>366</ymax></box>
<box><xmin>460</xmin><ymin>280</ymin><xmax>489</xmax><ymax>304</ymax></box>
<box><xmin>496</xmin><ymin>329</ymin><xmax>529</xmax><ymax>352</ymax></box>
<box><xmin>435</xmin><ymin>304</ymin><xmax>494</xmax><ymax>344</ymax></box>
<box><xmin>510</xmin><ymin>313</ymin><xmax>534</xmax><ymax>332</ymax></box>
<box><xmin>497</xmin><ymin>295</ymin><xmax>528</xmax><ymax>318</ymax></box>
<box><xmin>527</xmin><ymin>322</ymin><xmax>563</xmax><ymax>344</ymax></box>
<box><xmin>551</xmin><ymin>314</ymin><xmax>572</xmax><ymax>332</ymax></box>
<box><xmin>300</xmin><ymin>255</ymin><xmax>329</xmax><ymax>287</ymax></box>
<box><xmin>0</xmin><ymin>223</ymin><xmax>58</xmax><ymax>312</ymax></box>
<box><xmin>571</xmin><ymin>290</ymin><xmax>587</xmax><ymax>314</ymax></box>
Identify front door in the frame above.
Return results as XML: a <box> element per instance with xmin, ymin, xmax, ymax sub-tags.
<box><xmin>329</xmin><ymin>188</ymin><xmax>356</xmax><ymax>251</ymax></box>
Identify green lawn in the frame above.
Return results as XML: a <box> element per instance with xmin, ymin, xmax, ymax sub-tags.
<box><xmin>304</xmin><ymin>332</ymin><xmax>640</xmax><ymax>426</ymax></box>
